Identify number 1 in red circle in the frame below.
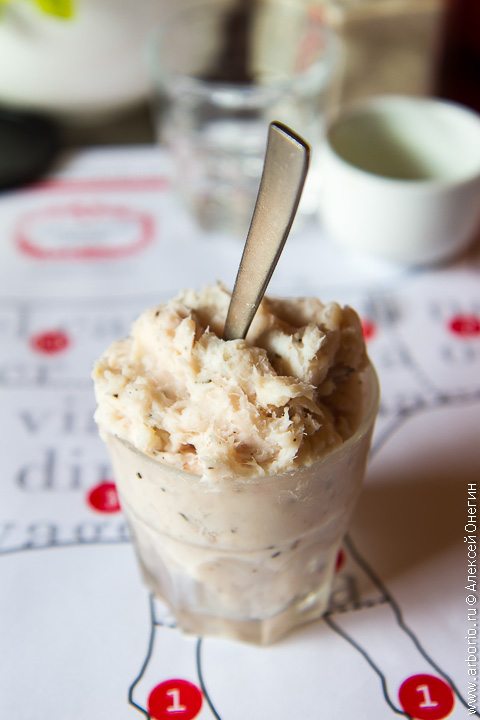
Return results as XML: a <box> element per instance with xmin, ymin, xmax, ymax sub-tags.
<box><xmin>148</xmin><ymin>679</ymin><xmax>203</xmax><ymax>720</ymax></box>
<box><xmin>399</xmin><ymin>674</ymin><xmax>455</xmax><ymax>719</ymax></box>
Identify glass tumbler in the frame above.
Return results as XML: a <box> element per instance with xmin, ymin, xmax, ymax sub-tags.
<box><xmin>104</xmin><ymin>363</ymin><xmax>379</xmax><ymax>645</ymax></box>
<box><xmin>148</xmin><ymin>0</ymin><xmax>339</xmax><ymax>235</ymax></box>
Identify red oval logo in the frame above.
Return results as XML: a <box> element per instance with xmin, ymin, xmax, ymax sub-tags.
<box><xmin>16</xmin><ymin>204</ymin><xmax>155</xmax><ymax>260</ymax></box>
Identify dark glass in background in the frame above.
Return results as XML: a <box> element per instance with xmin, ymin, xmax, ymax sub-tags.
<box><xmin>436</xmin><ymin>0</ymin><xmax>480</xmax><ymax>113</ymax></box>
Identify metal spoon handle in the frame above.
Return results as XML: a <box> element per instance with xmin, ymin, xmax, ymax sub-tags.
<box><xmin>223</xmin><ymin>121</ymin><xmax>310</xmax><ymax>341</ymax></box>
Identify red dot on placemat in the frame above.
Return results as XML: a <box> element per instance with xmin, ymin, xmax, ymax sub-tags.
<box><xmin>87</xmin><ymin>482</ymin><xmax>121</xmax><ymax>514</ymax></box>
<box><xmin>148</xmin><ymin>679</ymin><xmax>203</xmax><ymax>720</ymax></box>
<box><xmin>30</xmin><ymin>330</ymin><xmax>70</xmax><ymax>355</ymax></box>
<box><xmin>361</xmin><ymin>319</ymin><xmax>376</xmax><ymax>341</ymax></box>
<box><xmin>398</xmin><ymin>674</ymin><xmax>455</xmax><ymax>719</ymax></box>
<box><xmin>335</xmin><ymin>548</ymin><xmax>346</xmax><ymax>572</ymax></box>
<box><xmin>448</xmin><ymin>314</ymin><xmax>480</xmax><ymax>337</ymax></box>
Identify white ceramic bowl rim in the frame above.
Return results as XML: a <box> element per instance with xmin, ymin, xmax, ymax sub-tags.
<box><xmin>324</xmin><ymin>95</ymin><xmax>480</xmax><ymax>190</ymax></box>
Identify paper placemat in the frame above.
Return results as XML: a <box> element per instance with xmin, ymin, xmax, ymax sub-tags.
<box><xmin>1</xmin><ymin>146</ymin><xmax>479</xmax><ymax>719</ymax></box>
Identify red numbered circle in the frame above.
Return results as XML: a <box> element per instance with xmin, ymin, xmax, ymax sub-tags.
<box><xmin>361</xmin><ymin>319</ymin><xmax>376</xmax><ymax>341</ymax></box>
<box><xmin>398</xmin><ymin>674</ymin><xmax>455</xmax><ymax>719</ymax></box>
<box><xmin>30</xmin><ymin>330</ymin><xmax>70</xmax><ymax>355</ymax></box>
<box><xmin>448</xmin><ymin>314</ymin><xmax>480</xmax><ymax>337</ymax></box>
<box><xmin>335</xmin><ymin>548</ymin><xmax>346</xmax><ymax>572</ymax></box>
<box><xmin>148</xmin><ymin>679</ymin><xmax>203</xmax><ymax>720</ymax></box>
<box><xmin>87</xmin><ymin>482</ymin><xmax>121</xmax><ymax>514</ymax></box>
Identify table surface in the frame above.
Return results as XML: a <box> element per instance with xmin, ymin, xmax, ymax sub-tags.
<box><xmin>0</xmin><ymin>145</ymin><xmax>479</xmax><ymax>719</ymax></box>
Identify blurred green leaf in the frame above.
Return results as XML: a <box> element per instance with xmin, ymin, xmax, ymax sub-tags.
<box><xmin>34</xmin><ymin>0</ymin><xmax>75</xmax><ymax>19</ymax></box>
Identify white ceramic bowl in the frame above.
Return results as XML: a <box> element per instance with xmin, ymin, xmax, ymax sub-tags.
<box><xmin>0</xmin><ymin>0</ymin><xmax>162</xmax><ymax>120</ymax></box>
<box><xmin>318</xmin><ymin>96</ymin><xmax>480</xmax><ymax>265</ymax></box>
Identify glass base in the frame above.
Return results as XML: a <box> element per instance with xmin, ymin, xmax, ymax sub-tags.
<box><xmin>118</xmin><ymin>488</ymin><xmax>342</xmax><ymax>645</ymax></box>
<box><xmin>138</xmin><ymin>549</ymin><xmax>332</xmax><ymax>645</ymax></box>
<box><xmin>175</xmin><ymin>593</ymin><xmax>330</xmax><ymax>645</ymax></box>
<box><xmin>144</xmin><ymin>570</ymin><xmax>330</xmax><ymax>645</ymax></box>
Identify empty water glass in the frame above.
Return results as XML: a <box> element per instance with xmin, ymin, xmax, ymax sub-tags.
<box><xmin>149</xmin><ymin>0</ymin><xmax>339</xmax><ymax>235</ymax></box>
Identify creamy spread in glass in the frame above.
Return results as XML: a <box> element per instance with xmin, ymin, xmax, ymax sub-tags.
<box><xmin>93</xmin><ymin>283</ymin><xmax>367</xmax><ymax>480</ymax></box>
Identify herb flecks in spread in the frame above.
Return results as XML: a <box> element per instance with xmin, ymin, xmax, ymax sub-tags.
<box><xmin>93</xmin><ymin>284</ymin><xmax>367</xmax><ymax>480</ymax></box>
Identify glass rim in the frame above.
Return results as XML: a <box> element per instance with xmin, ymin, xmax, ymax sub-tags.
<box><xmin>146</xmin><ymin>0</ymin><xmax>339</xmax><ymax>97</ymax></box>
<box><xmin>108</xmin><ymin>361</ymin><xmax>380</xmax><ymax>487</ymax></box>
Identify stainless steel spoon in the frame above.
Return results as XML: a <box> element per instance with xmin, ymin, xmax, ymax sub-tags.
<box><xmin>223</xmin><ymin>121</ymin><xmax>310</xmax><ymax>341</ymax></box>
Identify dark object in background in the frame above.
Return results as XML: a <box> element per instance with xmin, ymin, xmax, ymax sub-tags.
<box><xmin>201</xmin><ymin>0</ymin><xmax>255</xmax><ymax>84</ymax></box>
<box><xmin>437</xmin><ymin>0</ymin><xmax>480</xmax><ymax>113</ymax></box>
<box><xmin>0</xmin><ymin>109</ymin><xmax>59</xmax><ymax>190</ymax></box>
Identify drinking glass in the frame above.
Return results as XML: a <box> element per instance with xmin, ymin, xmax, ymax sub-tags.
<box><xmin>149</xmin><ymin>0</ymin><xmax>339</xmax><ymax>235</ymax></box>
<box><xmin>104</xmin><ymin>363</ymin><xmax>379</xmax><ymax>644</ymax></box>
